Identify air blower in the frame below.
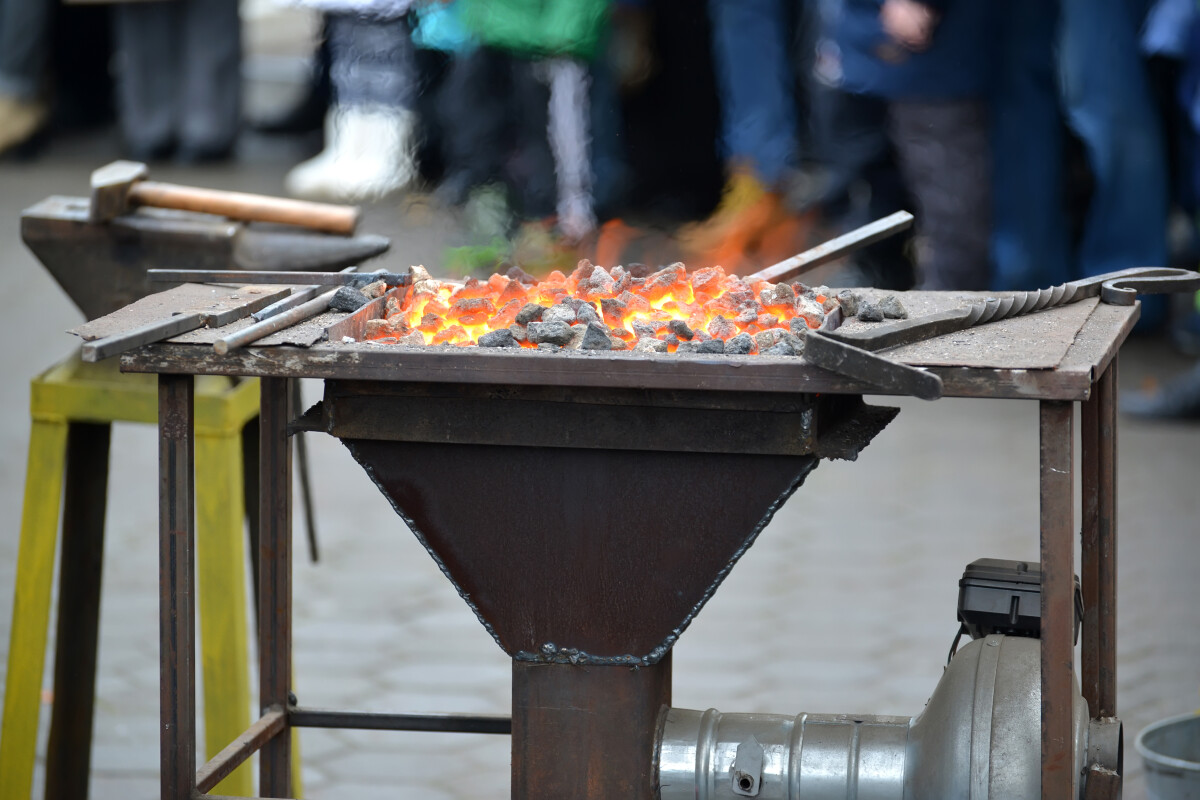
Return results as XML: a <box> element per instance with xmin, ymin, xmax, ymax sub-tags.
<box><xmin>655</xmin><ymin>559</ymin><xmax>1122</xmax><ymax>799</ymax></box>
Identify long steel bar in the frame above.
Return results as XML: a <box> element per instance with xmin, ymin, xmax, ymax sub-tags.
<box><xmin>159</xmin><ymin>374</ymin><xmax>197</xmax><ymax>800</ymax></box>
<box><xmin>1040</xmin><ymin>401</ymin><xmax>1076</xmax><ymax>800</ymax></box>
<box><xmin>290</xmin><ymin>708</ymin><xmax>512</xmax><ymax>734</ymax></box>
<box><xmin>259</xmin><ymin>377</ymin><xmax>293</xmax><ymax>796</ymax></box>
<box><xmin>45</xmin><ymin>422</ymin><xmax>111</xmax><ymax>800</ymax></box>
<box><xmin>83</xmin><ymin>312</ymin><xmax>204</xmax><ymax>362</ymax></box>
<box><xmin>747</xmin><ymin>211</ymin><xmax>914</xmax><ymax>284</ymax></box>
<box><xmin>1081</xmin><ymin>361</ymin><xmax>1118</xmax><ymax>718</ymax></box>
<box><xmin>148</xmin><ymin>269</ymin><xmax>411</xmax><ymax>286</ymax></box>
<box><xmin>195</xmin><ymin>706</ymin><xmax>286</xmax><ymax>794</ymax></box>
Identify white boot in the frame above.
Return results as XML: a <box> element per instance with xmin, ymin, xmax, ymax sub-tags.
<box><xmin>285</xmin><ymin>105</ymin><xmax>417</xmax><ymax>203</ymax></box>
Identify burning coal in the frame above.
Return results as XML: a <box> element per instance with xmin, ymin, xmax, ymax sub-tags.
<box><xmin>361</xmin><ymin>262</ymin><xmax>872</xmax><ymax>356</ymax></box>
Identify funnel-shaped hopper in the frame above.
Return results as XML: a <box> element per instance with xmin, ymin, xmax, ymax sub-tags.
<box><xmin>345</xmin><ymin>439</ymin><xmax>818</xmax><ymax>662</ymax></box>
<box><xmin>322</xmin><ymin>380</ymin><xmax>894</xmax><ymax>663</ymax></box>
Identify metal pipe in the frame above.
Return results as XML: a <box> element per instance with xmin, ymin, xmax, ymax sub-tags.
<box><xmin>657</xmin><ymin>635</ymin><xmax>1092</xmax><ymax>800</ymax></box>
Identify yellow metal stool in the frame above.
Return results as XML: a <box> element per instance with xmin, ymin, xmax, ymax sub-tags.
<box><xmin>0</xmin><ymin>354</ymin><xmax>300</xmax><ymax>798</ymax></box>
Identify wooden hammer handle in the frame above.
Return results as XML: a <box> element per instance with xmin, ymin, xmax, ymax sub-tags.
<box><xmin>129</xmin><ymin>181</ymin><xmax>360</xmax><ymax>235</ymax></box>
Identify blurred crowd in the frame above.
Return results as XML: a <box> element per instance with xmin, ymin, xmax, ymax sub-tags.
<box><xmin>5</xmin><ymin>0</ymin><xmax>1200</xmax><ymax>411</ymax></box>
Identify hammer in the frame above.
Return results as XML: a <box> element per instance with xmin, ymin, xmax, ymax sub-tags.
<box><xmin>89</xmin><ymin>160</ymin><xmax>361</xmax><ymax>235</ymax></box>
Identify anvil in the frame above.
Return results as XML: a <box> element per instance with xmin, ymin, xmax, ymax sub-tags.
<box><xmin>22</xmin><ymin>196</ymin><xmax>390</xmax><ymax>321</ymax></box>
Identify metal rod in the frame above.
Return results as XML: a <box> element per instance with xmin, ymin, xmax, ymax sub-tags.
<box><xmin>159</xmin><ymin>374</ymin><xmax>197</xmax><ymax>800</ymax></box>
<box><xmin>45</xmin><ymin>422</ymin><xmax>111</xmax><ymax>800</ymax></box>
<box><xmin>1097</xmin><ymin>361</ymin><xmax>1118</xmax><ymax>717</ymax></box>
<box><xmin>251</xmin><ymin>266</ymin><xmax>358</xmax><ymax>322</ymax></box>
<box><xmin>82</xmin><ymin>312</ymin><xmax>204</xmax><ymax>363</ymax></box>
<box><xmin>1040</xmin><ymin>400</ymin><xmax>1075</xmax><ymax>800</ymax></box>
<box><xmin>148</xmin><ymin>269</ymin><xmax>410</xmax><ymax>286</ymax></box>
<box><xmin>291</xmin><ymin>380</ymin><xmax>320</xmax><ymax>563</ymax></box>
<box><xmin>195</xmin><ymin>707</ymin><xmax>286</xmax><ymax>794</ymax></box>
<box><xmin>214</xmin><ymin>287</ymin><xmax>339</xmax><ymax>355</ymax></box>
<box><xmin>251</xmin><ymin>286</ymin><xmax>322</xmax><ymax>322</ymax></box>
<box><xmin>746</xmin><ymin>210</ymin><xmax>914</xmax><ymax>284</ymax></box>
<box><xmin>258</xmin><ymin>378</ymin><xmax>293</xmax><ymax>797</ymax></box>
<box><xmin>289</xmin><ymin>708</ymin><xmax>512</xmax><ymax>734</ymax></box>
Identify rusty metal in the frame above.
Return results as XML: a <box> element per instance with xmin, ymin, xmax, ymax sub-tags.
<box><xmin>214</xmin><ymin>286</ymin><xmax>340</xmax><ymax>355</ymax></box>
<box><xmin>159</xmin><ymin>374</ymin><xmax>196</xmax><ymax>800</ymax></box>
<box><xmin>512</xmin><ymin>657</ymin><xmax>670</xmax><ymax>800</ymax></box>
<box><xmin>1082</xmin><ymin>360</ymin><xmax>1118</xmax><ymax>718</ymax></box>
<box><xmin>258</xmin><ymin>377</ymin><xmax>293</xmax><ymax>797</ymax></box>
<box><xmin>290</xmin><ymin>707</ymin><xmax>511</xmax><ymax>734</ymax></box>
<box><xmin>44</xmin><ymin>422</ymin><xmax>110</xmax><ymax>800</ymax></box>
<box><xmin>22</xmin><ymin>196</ymin><xmax>389</xmax><ymax>321</ymax></box>
<box><xmin>1040</xmin><ymin>401</ymin><xmax>1076</xmax><ymax>800</ymax></box>
<box><xmin>806</xmin><ymin>267</ymin><xmax>1200</xmax><ymax>399</ymax></box>
<box><xmin>196</xmin><ymin>706</ymin><xmax>287</xmax><ymax>794</ymax></box>
<box><xmin>82</xmin><ymin>285</ymin><xmax>289</xmax><ymax>362</ymax></box>
<box><xmin>149</xmin><ymin>268</ymin><xmax>412</xmax><ymax>287</ymax></box>
<box><xmin>121</xmin><ymin>278</ymin><xmax>1139</xmax><ymax>799</ymax></box>
<box><xmin>747</xmin><ymin>210</ymin><xmax>914</xmax><ymax>284</ymax></box>
<box><xmin>290</xmin><ymin>381</ymin><xmax>320</xmax><ymax>563</ymax></box>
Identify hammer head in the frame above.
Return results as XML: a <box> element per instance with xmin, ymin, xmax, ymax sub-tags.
<box><xmin>89</xmin><ymin>160</ymin><xmax>149</xmax><ymax>224</ymax></box>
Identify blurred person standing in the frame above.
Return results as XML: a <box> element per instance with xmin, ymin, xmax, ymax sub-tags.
<box><xmin>111</xmin><ymin>0</ymin><xmax>241</xmax><ymax>161</ymax></box>
<box><xmin>285</xmin><ymin>0</ymin><xmax>421</xmax><ymax>200</ymax></box>
<box><xmin>680</xmin><ymin>0</ymin><xmax>809</xmax><ymax>272</ymax></box>
<box><xmin>435</xmin><ymin>0</ymin><xmax>608</xmax><ymax>243</ymax></box>
<box><xmin>0</xmin><ymin>0</ymin><xmax>51</xmax><ymax>154</ymax></box>
<box><xmin>835</xmin><ymin>0</ymin><xmax>998</xmax><ymax>290</ymax></box>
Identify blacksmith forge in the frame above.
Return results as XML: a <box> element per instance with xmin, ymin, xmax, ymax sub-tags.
<box><xmin>118</xmin><ymin>285</ymin><xmax>1130</xmax><ymax>800</ymax></box>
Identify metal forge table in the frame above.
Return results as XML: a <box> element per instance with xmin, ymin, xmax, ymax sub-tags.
<box><xmin>121</xmin><ymin>291</ymin><xmax>1133</xmax><ymax>800</ymax></box>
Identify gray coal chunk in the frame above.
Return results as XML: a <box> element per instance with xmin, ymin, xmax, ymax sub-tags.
<box><xmin>580</xmin><ymin>322</ymin><xmax>612</xmax><ymax>350</ymax></box>
<box><xmin>667</xmin><ymin>319</ymin><xmax>694</xmax><ymax>340</ymax></box>
<box><xmin>781</xmin><ymin>331</ymin><xmax>805</xmax><ymax>354</ymax></box>
<box><xmin>626</xmin><ymin>262</ymin><xmax>654</xmax><ymax>278</ymax></box>
<box><xmin>566</xmin><ymin>324</ymin><xmax>588</xmax><ymax>349</ymax></box>
<box><xmin>878</xmin><ymin>294</ymin><xmax>908</xmax><ymax>319</ymax></box>
<box><xmin>506</xmin><ymin>264</ymin><xmax>538</xmax><ymax>284</ymax></box>
<box><xmin>789</xmin><ymin>317</ymin><xmax>810</xmax><ymax>338</ymax></box>
<box><xmin>857</xmin><ymin>302</ymin><xmax>884</xmax><ymax>322</ymax></box>
<box><xmin>764</xmin><ymin>340</ymin><xmax>797</xmax><ymax>356</ymax></box>
<box><xmin>697</xmin><ymin>338</ymin><xmax>726</xmax><ymax>354</ymax></box>
<box><xmin>675</xmin><ymin>341</ymin><xmax>700</xmax><ymax>353</ymax></box>
<box><xmin>527</xmin><ymin>320</ymin><xmax>574</xmax><ymax>345</ymax></box>
<box><xmin>725</xmin><ymin>333</ymin><xmax>754</xmax><ymax>355</ymax></box>
<box><xmin>836</xmin><ymin>290</ymin><xmax>861</xmax><ymax>317</ymax></box>
<box><xmin>576</xmin><ymin>303</ymin><xmax>601</xmax><ymax>325</ymax></box>
<box><xmin>543</xmin><ymin>304</ymin><xmax>578</xmax><ymax>325</ymax></box>
<box><xmin>516</xmin><ymin>303</ymin><xmax>547</xmax><ymax>325</ymax></box>
<box><xmin>634</xmin><ymin>336</ymin><xmax>668</xmax><ymax>353</ymax></box>
<box><xmin>561</xmin><ymin>297</ymin><xmax>587</xmax><ymax>312</ymax></box>
<box><xmin>330</xmin><ymin>286</ymin><xmax>371</xmax><ymax>312</ymax></box>
<box><xmin>509</xmin><ymin>324</ymin><xmax>527</xmax><ymax>342</ymax></box>
<box><xmin>478</xmin><ymin>329</ymin><xmax>518</xmax><ymax>348</ymax></box>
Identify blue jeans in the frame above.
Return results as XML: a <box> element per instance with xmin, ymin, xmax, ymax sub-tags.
<box><xmin>0</xmin><ymin>0</ymin><xmax>51</xmax><ymax>98</ymax></box>
<box><xmin>707</xmin><ymin>0</ymin><xmax>798</xmax><ymax>186</ymax></box>
<box><xmin>1060</xmin><ymin>0</ymin><xmax>1168</xmax><ymax>277</ymax></box>
<box><xmin>990</xmin><ymin>0</ymin><xmax>1071</xmax><ymax>291</ymax></box>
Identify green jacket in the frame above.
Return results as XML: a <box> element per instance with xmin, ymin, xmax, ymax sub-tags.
<box><xmin>460</xmin><ymin>0</ymin><xmax>608</xmax><ymax>61</ymax></box>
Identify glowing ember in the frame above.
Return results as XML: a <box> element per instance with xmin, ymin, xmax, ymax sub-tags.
<box><xmin>362</xmin><ymin>262</ymin><xmax>845</xmax><ymax>355</ymax></box>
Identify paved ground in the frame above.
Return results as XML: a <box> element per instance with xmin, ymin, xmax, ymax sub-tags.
<box><xmin>1</xmin><ymin>138</ymin><xmax>1198</xmax><ymax>799</ymax></box>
